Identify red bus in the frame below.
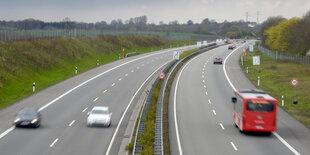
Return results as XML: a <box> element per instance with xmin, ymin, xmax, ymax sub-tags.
<box><xmin>231</xmin><ymin>89</ymin><xmax>277</xmax><ymax>133</ymax></box>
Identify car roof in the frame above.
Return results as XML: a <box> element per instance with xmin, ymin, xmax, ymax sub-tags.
<box><xmin>92</xmin><ymin>106</ymin><xmax>109</xmax><ymax>111</ymax></box>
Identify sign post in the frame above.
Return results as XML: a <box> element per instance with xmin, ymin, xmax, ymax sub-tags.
<box><xmin>291</xmin><ymin>79</ymin><xmax>298</xmax><ymax>104</ymax></box>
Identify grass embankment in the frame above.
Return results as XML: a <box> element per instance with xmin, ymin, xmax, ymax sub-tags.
<box><xmin>241</xmin><ymin>45</ymin><xmax>310</xmax><ymax>128</ymax></box>
<box><xmin>0</xmin><ymin>35</ymin><xmax>194</xmax><ymax>109</ymax></box>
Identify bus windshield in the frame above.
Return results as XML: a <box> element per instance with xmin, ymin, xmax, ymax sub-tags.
<box><xmin>246</xmin><ymin>99</ymin><xmax>274</xmax><ymax>112</ymax></box>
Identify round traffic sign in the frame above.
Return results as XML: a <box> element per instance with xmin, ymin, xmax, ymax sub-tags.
<box><xmin>291</xmin><ymin>79</ymin><xmax>298</xmax><ymax>86</ymax></box>
<box><xmin>159</xmin><ymin>72</ymin><xmax>165</xmax><ymax>79</ymax></box>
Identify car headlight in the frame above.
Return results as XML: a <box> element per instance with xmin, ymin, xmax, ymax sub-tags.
<box><xmin>31</xmin><ymin>119</ymin><xmax>38</xmax><ymax>124</ymax></box>
<box><xmin>14</xmin><ymin>118</ymin><xmax>20</xmax><ymax>123</ymax></box>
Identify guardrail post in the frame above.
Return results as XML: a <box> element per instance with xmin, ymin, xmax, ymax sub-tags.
<box><xmin>282</xmin><ymin>96</ymin><xmax>284</xmax><ymax>106</ymax></box>
<box><xmin>258</xmin><ymin>76</ymin><xmax>260</xmax><ymax>87</ymax></box>
<box><xmin>75</xmin><ymin>66</ymin><xmax>77</xmax><ymax>74</ymax></box>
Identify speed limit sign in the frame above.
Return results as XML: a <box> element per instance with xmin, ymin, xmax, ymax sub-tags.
<box><xmin>291</xmin><ymin>79</ymin><xmax>298</xmax><ymax>86</ymax></box>
<box><xmin>159</xmin><ymin>72</ymin><xmax>165</xmax><ymax>79</ymax></box>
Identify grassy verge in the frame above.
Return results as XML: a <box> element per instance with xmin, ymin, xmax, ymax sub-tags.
<box><xmin>0</xmin><ymin>35</ymin><xmax>194</xmax><ymax>109</ymax></box>
<box><xmin>241</xmin><ymin>45</ymin><xmax>310</xmax><ymax>128</ymax></box>
<box><xmin>138</xmin><ymin>82</ymin><xmax>161</xmax><ymax>154</ymax></box>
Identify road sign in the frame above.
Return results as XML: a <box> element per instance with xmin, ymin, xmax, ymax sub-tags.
<box><xmin>159</xmin><ymin>72</ymin><xmax>165</xmax><ymax>79</ymax></box>
<box><xmin>173</xmin><ymin>51</ymin><xmax>180</xmax><ymax>60</ymax></box>
<box><xmin>291</xmin><ymin>79</ymin><xmax>298</xmax><ymax>86</ymax></box>
<box><xmin>249</xmin><ymin>45</ymin><xmax>254</xmax><ymax>52</ymax></box>
<box><xmin>253</xmin><ymin>56</ymin><xmax>260</xmax><ymax>65</ymax></box>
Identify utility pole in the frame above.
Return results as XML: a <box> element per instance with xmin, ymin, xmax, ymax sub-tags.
<box><xmin>256</xmin><ymin>11</ymin><xmax>260</xmax><ymax>24</ymax></box>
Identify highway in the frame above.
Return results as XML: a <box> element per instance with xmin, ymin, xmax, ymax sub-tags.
<box><xmin>169</xmin><ymin>42</ymin><xmax>310</xmax><ymax>155</ymax></box>
<box><xmin>0</xmin><ymin>46</ymin><xmax>193</xmax><ymax>155</ymax></box>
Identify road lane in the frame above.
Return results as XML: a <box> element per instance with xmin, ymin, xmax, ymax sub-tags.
<box><xmin>170</xmin><ymin>43</ymin><xmax>310</xmax><ymax>155</ymax></box>
<box><xmin>0</xmin><ymin>46</ymin><xmax>194</xmax><ymax>155</ymax></box>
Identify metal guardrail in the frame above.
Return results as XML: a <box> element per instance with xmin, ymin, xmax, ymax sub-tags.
<box><xmin>133</xmin><ymin>43</ymin><xmax>222</xmax><ymax>155</ymax></box>
<box><xmin>153</xmin><ymin>42</ymin><xmax>221</xmax><ymax>155</ymax></box>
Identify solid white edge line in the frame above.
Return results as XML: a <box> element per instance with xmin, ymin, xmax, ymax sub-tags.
<box><xmin>230</xmin><ymin>141</ymin><xmax>238</xmax><ymax>151</ymax></box>
<box><xmin>273</xmin><ymin>132</ymin><xmax>300</xmax><ymax>155</ymax></box>
<box><xmin>0</xmin><ymin>47</ymin><xmax>189</xmax><ymax>140</ymax></box>
<box><xmin>82</xmin><ymin>107</ymin><xmax>88</xmax><ymax>113</ymax></box>
<box><xmin>220</xmin><ymin>123</ymin><xmax>225</xmax><ymax>130</ymax></box>
<box><xmin>50</xmin><ymin>138</ymin><xmax>59</xmax><ymax>147</ymax></box>
<box><xmin>223</xmin><ymin>42</ymin><xmax>300</xmax><ymax>155</ymax></box>
<box><xmin>174</xmin><ymin>55</ymin><xmax>202</xmax><ymax>155</ymax></box>
<box><xmin>69</xmin><ymin>120</ymin><xmax>75</xmax><ymax>126</ymax></box>
<box><xmin>105</xmin><ymin>61</ymin><xmax>172</xmax><ymax>155</ymax></box>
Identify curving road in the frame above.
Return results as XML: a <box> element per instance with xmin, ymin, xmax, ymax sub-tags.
<box><xmin>0</xmin><ymin>46</ymin><xmax>194</xmax><ymax>155</ymax></box>
<box><xmin>170</xmin><ymin>42</ymin><xmax>310</xmax><ymax>155</ymax></box>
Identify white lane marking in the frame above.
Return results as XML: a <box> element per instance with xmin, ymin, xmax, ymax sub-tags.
<box><xmin>202</xmin><ymin>71</ymin><xmax>204</xmax><ymax>74</ymax></box>
<box><xmin>137</xmin><ymin>67</ymin><xmax>140</xmax><ymax>69</ymax></box>
<box><xmin>0</xmin><ymin>127</ymin><xmax>15</xmax><ymax>139</ymax></box>
<box><xmin>202</xmin><ymin>75</ymin><xmax>204</xmax><ymax>78</ymax></box>
<box><xmin>142</xmin><ymin>64</ymin><xmax>144</xmax><ymax>66</ymax></box>
<box><xmin>94</xmin><ymin>97</ymin><xmax>98</xmax><ymax>102</ymax></box>
<box><xmin>205</xmin><ymin>91</ymin><xmax>208</xmax><ymax>95</ymax></box>
<box><xmin>202</xmin><ymin>80</ymin><xmax>205</xmax><ymax>83</ymax></box>
<box><xmin>131</xmin><ymin>70</ymin><xmax>134</xmax><ymax>72</ymax></box>
<box><xmin>213</xmin><ymin>110</ymin><xmax>216</xmax><ymax>115</ymax></box>
<box><xmin>273</xmin><ymin>132</ymin><xmax>300</xmax><ymax>155</ymax></box>
<box><xmin>50</xmin><ymin>138</ymin><xmax>59</xmax><ymax>147</ymax></box>
<box><xmin>69</xmin><ymin>120</ymin><xmax>75</xmax><ymax>127</ymax></box>
<box><xmin>230</xmin><ymin>142</ymin><xmax>238</xmax><ymax>151</ymax></box>
<box><xmin>82</xmin><ymin>107</ymin><xmax>88</xmax><ymax>112</ymax></box>
<box><xmin>125</xmin><ymin>74</ymin><xmax>128</xmax><ymax>77</ymax></box>
<box><xmin>112</xmin><ymin>83</ymin><xmax>115</xmax><ymax>87</ymax></box>
<box><xmin>0</xmin><ymin>47</ymin><xmax>187</xmax><ymax>140</ymax></box>
<box><xmin>103</xmin><ymin>89</ymin><xmax>107</xmax><ymax>93</ymax></box>
<box><xmin>220</xmin><ymin>123</ymin><xmax>225</xmax><ymax>130</ymax></box>
<box><xmin>105</xmin><ymin>61</ymin><xmax>172</xmax><ymax>155</ymax></box>
<box><xmin>174</xmin><ymin>55</ymin><xmax>201</xmax><ymax>155</ymax></box>
<box><xmin>119</xmin><ymin>78</ymin><xmax>122</xmax><ymax>81</ymax></box>
<box><xmin>204</xmin><ymin>85</ymin><xmax>206</xmax><ymax>88</ymax></box>
<box><xmin>224</xmin><ymin>42</ymin><xmax>300</xmax><ymax>155</ymax></box>
<box><xmin>208</xmin><ymin>99</ymin><xmax>211</xmax><ymax>104</ymax></box>
<box><xmin>203</xmin><ymin>68</ymin><xmax>205</xmax><ymax>71</ymax></box>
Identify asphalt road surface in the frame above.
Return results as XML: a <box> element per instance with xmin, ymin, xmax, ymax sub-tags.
<box><xmin>170</xmin><ymin>42</ymin><xmax>310</xmax><ymax>155</ymax></box>
<box><xmin>0</xmin><ymin>46</ymin><xmax>194</xmax><ymax>155</ymax></box>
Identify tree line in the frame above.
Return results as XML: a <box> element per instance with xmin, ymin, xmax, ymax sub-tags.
<box><xmin>260</xmin><ymin>10</ymin><xmax>310</xmax><ymax>55</ymax></box>
<box><xmin>0</xmin><ymin>16</ymin><xmax>258</xmax><ymax>39</ymax></box>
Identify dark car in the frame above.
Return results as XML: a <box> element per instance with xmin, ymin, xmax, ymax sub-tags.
<box><xmin>228</xmin><ymin>45</ymin><xmax>236</xmax><ymax>49</ymax></box>
<box><xmin>213</xmin><ymin>57</ymin><xmax>223</xmax><ymax>64</ymax></box>
<box><xmin>14</xmin><ymin>108</ymin><xmax>41</xmax><ymax>128</ymax></box>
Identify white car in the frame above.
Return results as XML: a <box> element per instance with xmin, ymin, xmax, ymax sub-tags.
<box><xmin>87</xmin><ymin>106</ymin><xmax>112</xmax><ymax>127</ymax></box>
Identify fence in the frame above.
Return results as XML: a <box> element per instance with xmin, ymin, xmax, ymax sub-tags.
<box><xmin>258</xmin><ymin>45</ymin><xmax>310</xmax><ymax>65</ymax></box>
<box><xmin>0</xmin><ymin>29</ymin><xmax>196</xmax><ymax>42</ymax></box>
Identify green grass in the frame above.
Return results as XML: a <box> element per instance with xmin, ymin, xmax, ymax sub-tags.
<box><xmin>0</xmin><ymin>35</ymin><xmax>194</xmax><ymax>109</ymax></box>
<box><xmin>241</xmin><ymin>45</ymin><xmax>310</xmax><ymax>128</ymax></box>
<box><xmin>180</xmin><ymin>49</ymin><xmax>199</xmax><ymax>59</ymax></box>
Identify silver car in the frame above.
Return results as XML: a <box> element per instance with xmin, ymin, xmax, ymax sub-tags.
<box><xmin>87</xmin><ymin>106</ymin><xmax>112</xmax><ymax>127</ymax></box>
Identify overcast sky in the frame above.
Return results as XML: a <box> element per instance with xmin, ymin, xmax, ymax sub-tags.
<box><xmin>0</xmin><ymin>0</ymin><xmax>309</xmax><ymax>24</ymax></box>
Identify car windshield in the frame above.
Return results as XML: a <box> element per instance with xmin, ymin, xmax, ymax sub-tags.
<box><xmin>91</xmin><ymin>109</ymin><xmax>109</xmax><ymax>115</ymax></box>
<box><xmin>246</xmin><ymin>100</ymin><xmax>274</xmax><ymax>112</ymax></box>
<box><xmin>17</xmin><ymin>109</ymin><xmax>37</xmax><ymax>116</ymax></box>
